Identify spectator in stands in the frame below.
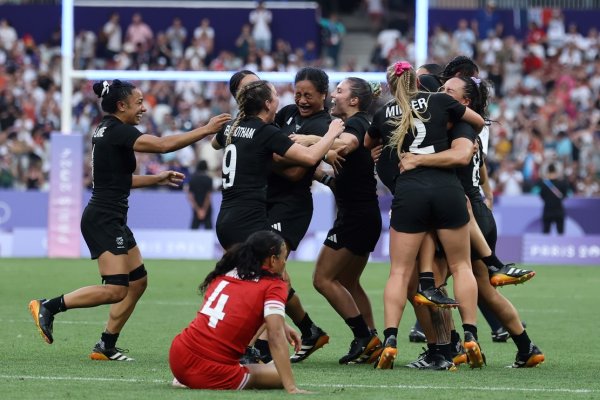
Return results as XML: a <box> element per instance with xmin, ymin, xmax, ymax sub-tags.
<box><xmin>235</xmin><ymin>24</ymin><xmax>254</xmax><ymax>62</ymax></box>
<box><xmin>249</xmin><ymin>1</ymin><xmax>272</xmax><ymax>53</ymax></box>
<box><xmin>364</xmin><ymin>0</ymin><xmax>384</xmax><ymax>34</ymax></box>
<box><xmin>184</xmin><ymin>37</ymin><xmax>208</xmax><ymax>70</ymax></box>
<box><xmin>74</xmin><ymin>29</ymin><xmax>97</xmax><ymax>69</ymax></box>
<box><xmin>193</xmin><ymin>18</ymin><xmax>215</xmax><ymax>60</ymax></box>
<box><xmin>101</xmin><ymin>12</ymin><xmax>122</xmax><ymax>62</ymax></box>
<box><xmin>319</xmin><ymin>12</ymin><xmax>345</xmax><ymax>67</ymax></box>
<box><xmin>475</xmin><ymin>0</ymin><xmax>499</xmax><ymax>40</ymax></box>
<box><xmin>497</xmin><ymin>159</ymin><xmax>524</xmax><ymax>196</ymax></box>
<box><xmin>0</xmin><ymin>18</ymin><xmax>18</xmax><ymax>52</ymax></box>
<box><xmin>165</xmin><ymin>17</ymin><xmax>187</xmax><ymax>63</ymax></box>
<box><xmin>453</xmin><ymin>18</ymin><xmax>476</xmax><ymax>58</ymax></box>
<box><xmin>125</xmin><ymin>12</ymin><xmax>154</xmax><ymax>53</ymax></box>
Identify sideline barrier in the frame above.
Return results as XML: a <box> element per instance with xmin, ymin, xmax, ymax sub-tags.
<box><xmin>0</xmin><ymin>190</ymin><xmax>598</xmax><ymax>264</ymax></box>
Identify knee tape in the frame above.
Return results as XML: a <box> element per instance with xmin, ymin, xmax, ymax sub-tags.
<box><xmin>101</xmin><ymin>274</ymin><xmax>129</xmax><ymax>287</ymax></box>
<box><xmin>128</xmin><ymin>264</ymin><xmax>147</xmax><ymax>281</ymax></box>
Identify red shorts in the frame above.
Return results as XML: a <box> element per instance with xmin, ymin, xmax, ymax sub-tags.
<box><xmin>169</xmin><ymin>335</ymin><xmax>250</xmax><ymax>390</ymax></box>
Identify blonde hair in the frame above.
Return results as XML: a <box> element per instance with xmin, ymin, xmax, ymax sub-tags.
<box><xmin>386</xmin><ymin>63</ymin><xmax>429</xmax><ymax>157</ymax></box>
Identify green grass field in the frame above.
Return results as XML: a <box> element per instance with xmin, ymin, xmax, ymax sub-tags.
<box><xmin>1</xmin><ymin>258</ymin><xmax>599</xmax><ymax>399</ymax></box>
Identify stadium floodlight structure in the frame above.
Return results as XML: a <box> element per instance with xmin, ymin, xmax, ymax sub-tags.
<box><xmin>60</xmin><ymin>0</ymin><xmax>429</xmax><ymax>133</ymax></box>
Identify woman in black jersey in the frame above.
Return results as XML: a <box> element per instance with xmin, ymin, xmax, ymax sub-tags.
<box><xmin>401</xmin><ymin>76</ymin><xmax>545</xmax><ymax>369</ymax></box>
<box><xmin>29</xmin><ymin>79</ymin><xmax>230</xmax><ymax>360</ymax></box>
<box><xmin>308</xmin><ymin>77</ymin><xmax>383</xmax><ymax>365</ymax></box>
<box><xmin>375</xmin><ymin>62</ymin><xmax>486</xmax><ymax>370</ymax></box>
<box><xmin>266</xmin><ymin>67</ymin><xmax>335</xmax><ymax>363</ymax></box>
<box><xmin>211</xmin><ymin>80</ymin><xmax>344</xmax><ymax>250</ymax></box>
<box><xmin>226</xmin><ymin>69</ymin><xmax>331</xmax><ymax>365</ymax></box>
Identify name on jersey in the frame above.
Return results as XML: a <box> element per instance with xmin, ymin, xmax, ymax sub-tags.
<box><xmin>224</xmin><ymin>125</ymin><xmax>256</xmax><ymax>139</ymax></box>
<box><xmin>93</xmin><ymin>126</ymin><xmax>106</xmax><ymax>138</ymax></box>
<box><xmin>384</xmin><ymin>98</ymin><xmax>427</xmax><ymax>118</ymax></box>
<box><xmin>385</xmin><ymin>105</ymin><xmax>402</xmax><ymax>118</ymax></box>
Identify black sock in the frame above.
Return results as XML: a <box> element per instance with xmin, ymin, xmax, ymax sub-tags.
<box><xmin>427</xmin><ymin>342</ymin><xmax>437</xmax><ymax>353</ymax></box>
<box><xmin>101</xmin><ymin>331</ymin><xmax>119</xmax><ymax>349</ymax></box>
<box><xmin>344</xmin><ymin>315</ymin><xmax>370</xmax><ymax>338</ymax></box>
<box><xmin>511</xmin><ymin>330</ymin><xmax>532</xmax><ymax>354</ymax></box>
<box><xmin>297</xmin><ymin>313</ymin><xmax>314</xmax><ymax>338</ymax></box>
<box><xmin>382</xmin><ymin>327</ymin><xmax>398</xmax><ymax>343</ymax></box>
<box><xmin>462</xmin><ymin>324</ymin><xmax>478</xmax><ymax>341</ymax></box>
<box><xmin>436</xmin><ymin>343</ymin><xmax>452</xmax><ymax>361</ymax></box>
<box><xmin>482</xmin><ymin>254</ymin><xmax>504</xmax><ymax>270</ymax></box>
<box><xmin>450</xmin><ymin>329</ymin><xmax>460</xmax><ymax>345</ymax></box>
<box><xmin>42</xmin><ymin>295</ymin><xmax>67</xmax><ymax>315</ymax></box>
<box><xmin>418</xmin><ymin>272</ymin><xmax>435</xmax><ymax>291</ymax></box>
<box><xmin>254</xmin><ymin>338</ymin><xmax>270</xmax><ymax>356</ymax></box>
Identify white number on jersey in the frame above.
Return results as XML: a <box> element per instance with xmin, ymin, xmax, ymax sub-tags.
<box><xmin>472</xmin><ymin>150</ymin><xmax>481</xmax><ymax>187</ymax></box>
<box><xmin>200</xmin><ymin>280</ymin><xmax>230</xmax><ymax>328</ymax></box>
<box><xmin>222</xmin><ymin>144</ymin><xmax>237</xmax><ymax>189</ymax></box>
<box><xmin>409</xmin><ymin>119</ymin><xmax>435</xmax><ymax>154</ymax></box>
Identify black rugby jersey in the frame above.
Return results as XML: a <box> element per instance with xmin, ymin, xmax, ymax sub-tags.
<box><xmin>89</xmin><ymin>115</ymin><xmax>142</xmax><ymax>210</ymax></box>
<box><xmin>335</xmin><ymin>111</ymin><xmax>378</xmax><ymax>207</ymax></box>
<box><xmin>449</xmin><ymin>121</ymin><xmax>481</xmax><ymax>201</ymax></box>
<box><xmin>400</xmin><ymin>92</ymin><xmax>466</xmax><ymax>154</ymax></box>
<box><xmin>215</xmin><ymin>116</ymin><xmax>294</xmax><ymax>208</ymax></box>
<box><xmin>368</xmin><ymin>99</ymin><xmax>401</xmax><ymax>194</ymax></box>
<box><xmin>267</xmin><ymin>105</ymin><xmax>331</xmax><ymax>207</ymax></box>
<box><xmin>393</xmin><ymin>92</ymin><xmax>466</xmax><ymax>191</ymax></box>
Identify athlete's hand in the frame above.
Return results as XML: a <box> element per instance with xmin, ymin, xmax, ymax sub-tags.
<box><xmin>328</xmin><ymin>118</ymin><xmax>345</xmax><ymax>138</ymax></box>
<box><xmin>289</xmin><ymin>134</ymin><xmax>315</xmax><ymax>147</ymax></box>
<box><xmin>399</xmin><ymin>152</ymin><xmax>419</xmax><ymax>173</ymax></box>
<box><xmin>371</xmin><ymin>144</ymin><xmax>383</xmax><ymax>163</ymax></box>
<box><xmin>284</xmin><ymin>323</ymin><xmax>302</xmax><ymax>353</ymax></box>
<box><xmin>157</xmin><ymin>170</ymin><xmax>185</xmax><ymax>187</ymax></box>
<box><xmin>325</xmin><ymin>148</ymin><xmax>345</xmax><ymax>175</ymax></box>
<box><xmin>205</xmin><ymin>113</ymin><xmax>231</xmax><ymax>133</ymax></box>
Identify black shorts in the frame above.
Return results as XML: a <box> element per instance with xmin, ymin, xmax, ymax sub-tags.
<box><xmin>80</xmin><ymin>204</ymin><xmax>137</xmax><ymax>260</ymax></box>
<box><xmin>324</xmin><ymin>204</ymin><xmax>382</xmax><ymax>256</ymax></box>
<box><xmin>391</xmin><ymin>185</ymin><xmax>469</xmax><ymax>233</ymax></box>
<box><xmin>471</xmin><ymin>199</ymin><xmax>497</xmax><ymax>254</ymax></box>
<box><xmin>216</xmin><ymin>206</ymin><xmax>270</xmax><ymax>250</ymax></box>
<box><xmin>268</xmin><ymin>202</ymin><xmax>312</xmax><ymax>251</ymax></box>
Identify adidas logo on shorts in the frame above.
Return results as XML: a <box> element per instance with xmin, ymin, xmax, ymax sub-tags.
<box><xmin>271</xmin><ymin>222</ymin><xmax>282</xmax><ymax>231</ymax></box>
<box><xmin>327</xmin><ymin>234</ymin><xmax>337</xmax><ymax>244</ymax></box>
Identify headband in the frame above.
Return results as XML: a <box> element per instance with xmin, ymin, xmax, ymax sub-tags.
<box><xmin>101</xmin><ymin>80</ymin><xmax>110</xmax><ymax>97</ymax></box>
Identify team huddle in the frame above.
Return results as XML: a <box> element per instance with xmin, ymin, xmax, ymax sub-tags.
<box><xmin>28</xmin><ymin>56</ymin><xmax>544</xmax><ymax>393</ymax></box>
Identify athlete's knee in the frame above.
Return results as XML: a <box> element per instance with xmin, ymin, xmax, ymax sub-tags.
<box><xmin>312</xmin><ymin>273</ymin><xmax>330</xmax><ymax>294</ymax></box>
<box><xmin>101</xmin><ymin>274</ymin><xmax>129</xmax><ymax>303</ymax></box>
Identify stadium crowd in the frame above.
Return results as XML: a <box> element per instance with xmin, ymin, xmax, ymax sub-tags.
<box><xmin>0</xmin><ymin>4</ymin><xmax>598</xmax><ymax>197</ymax></box>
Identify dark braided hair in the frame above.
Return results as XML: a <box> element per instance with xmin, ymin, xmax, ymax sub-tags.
<box><xmin>226</xmin><ymin>80</ymin><xmax>273</xmax><ymax>146</ymax></box>
<box><xmin>199</xmin><ymin>231</ymin><xmax>285</xmax><ymax>293</ymax></box>
<box><xmin>441</xmin><ymin>56</ymin><xmax>479</xmax><ymax>80</ymax></box>
<box><xmin>92</xmin><ymin>80</ymin><xmax>136</xmax><ymax>114</ymax></box>
<box><xmin>456</xmin><ymin>76</ymin><xmax>490</xmax><ymax>119</ymax></box>
<box><xmin>229</xmin><ymin>70</ymin><xmax>259</xmax><ymax>97</ymax></box>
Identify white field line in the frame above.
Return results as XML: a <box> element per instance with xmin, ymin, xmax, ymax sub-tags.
<box><xmin>0</xmin><ymin>375</ymin><xmax>596</xmax><ymax>394</ymax></box>
<box><xmin>1</xmin><ymin>318</ymin><xmax>104</xmax><ymax>325</ymax></box>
